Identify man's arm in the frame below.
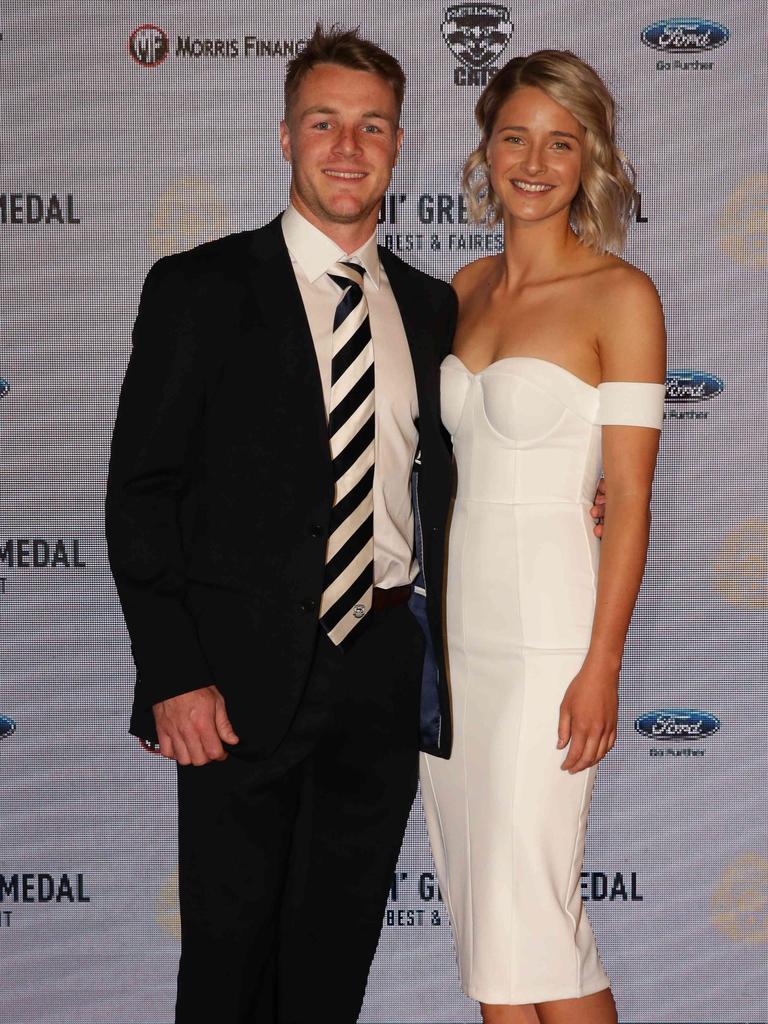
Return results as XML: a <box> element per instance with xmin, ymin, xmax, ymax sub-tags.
<box><xmin>105</xmin><ymin>258</ymin><xmax>237</xmax><ymax>764</ymax></box>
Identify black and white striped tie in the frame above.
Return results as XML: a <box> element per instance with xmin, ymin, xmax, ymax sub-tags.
<box><xmin>319</xmin><ymin>261</ymin><xmax>375</xmax><ymax>646</ymax></box>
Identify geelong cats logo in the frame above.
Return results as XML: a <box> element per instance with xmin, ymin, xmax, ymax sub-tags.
<box><xmin>441</xmin><ymin>4</ymin><xmax>514</xmax><ymax>69</ymax></box>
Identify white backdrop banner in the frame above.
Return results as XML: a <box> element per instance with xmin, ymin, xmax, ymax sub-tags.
<box><xmin>1</xmin><ymin>3</ymin><xmax>766</xmax><ymax>1022</ymax></box>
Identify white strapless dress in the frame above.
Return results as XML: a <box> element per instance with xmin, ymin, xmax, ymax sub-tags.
<box><xmin>420</xmin><ymin>355</ymin><xmax>664</xmax><ymax>1005</ymax></box>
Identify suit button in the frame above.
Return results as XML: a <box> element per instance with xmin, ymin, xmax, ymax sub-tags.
<box><xmin>300</xmin><ymin>599</ymin><xmax>316</xmax><ymax>613</ymax></box>
<box><xmin>309</xmin><ymin>524</ymin><xmax>323</xmax><ymax>538</ymax></box>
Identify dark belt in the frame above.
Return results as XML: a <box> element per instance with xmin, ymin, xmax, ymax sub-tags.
<box><xmin>371</xmin><ymin>584</ymin><xmax>411</xmax><ymax>612</ymax></box>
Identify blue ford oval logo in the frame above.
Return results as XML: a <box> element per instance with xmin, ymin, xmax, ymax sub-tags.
<box><xmin>0</xmin><ymin>715</ymin><xmax>17</xmax><ymax>740</ymax></box>
<box><xmin>641</xmin><ymin>19</ymin><xmax>729</xmax><ymax>52</ymax></box>
<box><xmin>635</xmin><ymin>709</ymin><xmax>720</xmax><ymax>740</ymax></box>
<box><xmin>665</xmin><ymin>369</ymin><xmax>724</xmax><ymax>403</ymax></box>
<box><xmin>0</xmin><ymin>378</ymin><xmax>9</xmax><ymax>399</ymax></box>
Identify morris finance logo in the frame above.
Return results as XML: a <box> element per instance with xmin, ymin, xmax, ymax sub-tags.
<box><xmin>129</xmin><ymin>24</ymin><xmax>170</xmax><ymax>67</ymax></box>
<box><xmin>441</xmin><ymin>4</ymin><xmax>514</xmax><ymax>86</ymax></box>
<box><xmin>176</xmin><ymin>35</ymin><xmax>306</xmax><ymax>59</ymax></box>
<box><xmin>129</xmin><ymin>25</ymin><xmax>306</xmax><ymax>64</ymax></box>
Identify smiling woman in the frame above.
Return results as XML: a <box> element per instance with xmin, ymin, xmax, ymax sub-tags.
<box><xmin>463</xmin><ymin>50</ymin><xmax>637</xmax><ymax>254</ymax></box>
<box><xmin>420</xmin><ymin>45</ymin><xmax>666</xmax><ymax>1024</ymax></box>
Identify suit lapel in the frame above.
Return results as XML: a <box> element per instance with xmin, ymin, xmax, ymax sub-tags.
<box><xmin>246</xmin><ymin>216</ymin><xmax>330</xmax><ymax>467</ymax></box>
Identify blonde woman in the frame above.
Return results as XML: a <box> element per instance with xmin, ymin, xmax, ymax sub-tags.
<box><xmin>420</xmin><ymin>51</ymin><xmax>666</xmax><ymax>1024</ymax></box>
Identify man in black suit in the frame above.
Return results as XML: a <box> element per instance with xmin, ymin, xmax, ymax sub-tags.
<box><xmin>106</xmin><ymin>25</ymin><xmax>455</xmax><ymax>1024</ymax></box>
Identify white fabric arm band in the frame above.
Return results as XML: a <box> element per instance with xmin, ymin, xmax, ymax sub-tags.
<box><xmin>598</xmin><ymin>382</ymin><xmax>666</xmax><ymax>429</ymax></box>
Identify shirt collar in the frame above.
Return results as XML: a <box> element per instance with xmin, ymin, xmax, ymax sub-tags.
<box><xmin>281</xmin><ymin>205</ymin><xmax>381</xmax><ymax>290</ymax></box>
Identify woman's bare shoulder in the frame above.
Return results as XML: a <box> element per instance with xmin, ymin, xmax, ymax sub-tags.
<box><xmin>591</xmin><ymin>256</ymin><xmax>666</xmax><ymax>379</ymax></box>
<box><xmin>451</xmin><ymin>255</ymin><xmax>501</xmax><ymax>300</ymax></box>
<box><xmin>590</xmin><ymin>254</ymin><xmax>662</xmax><ymax>316</ymax></box>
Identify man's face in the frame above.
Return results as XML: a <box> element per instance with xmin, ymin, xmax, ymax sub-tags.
<box><xmin>280</xmin><ymin>63</ymin><xmax>403</xmax><ymax>230</ymax></box>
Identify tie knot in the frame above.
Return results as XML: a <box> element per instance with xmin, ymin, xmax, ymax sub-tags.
<box><xmin>329</xmin><ymin>261</ymin><xmax>365</xmax><ymax>292</ymax></box>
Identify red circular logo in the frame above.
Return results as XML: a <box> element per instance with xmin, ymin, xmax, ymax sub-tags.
<box><xmin>128</xmin><ymin>24</ymin><xmax>169</xmax><ymax>67</ymax></box>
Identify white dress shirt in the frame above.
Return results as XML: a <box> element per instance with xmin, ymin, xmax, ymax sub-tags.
<box><xmin>281</xmin><ymin>205</ymin><xmax>419</xmax><ymax>589</ymax></box>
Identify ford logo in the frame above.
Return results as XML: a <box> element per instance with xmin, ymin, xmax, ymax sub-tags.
<box><xmin>641</xmin><ymin>19</ymin><xmax>729</xmax><ymax>52</ymax></box>
<box><xmin>635</xmin><ymin>709</ymin><xmax>720</xmax><ymax>740</ymax></box>
<box><xmin>665</xmin><ymin>369</ymin><xmax>723</xmax><ymax>403</ymax></box>
<box><xmin>0</xmin><ymin>379</ymin><xmax>9</xmax><ymax>399</ymax></box>
<box><xmin>0</xmin><ymin>715</ymin><xmax>16</xmax><ymax>740</ymax></box>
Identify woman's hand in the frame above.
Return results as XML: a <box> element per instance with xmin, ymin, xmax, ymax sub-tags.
<box><xmin>557</xmin><ymin>661</ymin><xmax>619</xmax><ymax>773</ymax></box>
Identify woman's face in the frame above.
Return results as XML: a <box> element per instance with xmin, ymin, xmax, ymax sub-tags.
<box><xmin>485</xmin><ymin>85</ymin><xmax>585</xmax><ymax>227</ymax></box>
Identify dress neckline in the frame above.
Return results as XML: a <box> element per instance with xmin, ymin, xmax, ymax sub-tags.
<box><xmin>444</xmin><ymin>354</ymin><xmax>599</xmax><ymax>394</ymax></box>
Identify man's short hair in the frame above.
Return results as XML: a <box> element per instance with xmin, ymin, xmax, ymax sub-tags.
<box><xmin>284</xmin><ymin>24</ymin><xmax>406</xmax><ymax>122</ymax></box>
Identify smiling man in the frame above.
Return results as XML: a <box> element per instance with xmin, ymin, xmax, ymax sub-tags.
<box><xmin>106</xmin><ymin>24</ymin><xmax>456</xmax><ymax>1024</ymax></box>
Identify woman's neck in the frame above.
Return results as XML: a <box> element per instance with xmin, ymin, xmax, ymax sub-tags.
<box><xmin>499</xmin><ymin>210</ymin><xmax>583</xmax><ymax>287</ymax></box>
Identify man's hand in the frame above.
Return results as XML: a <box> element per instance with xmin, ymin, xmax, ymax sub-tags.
<box><xmin>590</xmin><ymin>476</ymin><xmax>606</xmax><ymax>538</ymax></box>
<box><xmin>145</xmin><ymin>686</ymin><xmax>240</xmax><ymax>766</ymax></box>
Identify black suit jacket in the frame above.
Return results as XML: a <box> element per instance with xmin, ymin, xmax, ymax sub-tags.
<box><xmin>105</xmin><ymin>215</ymin><xmax>456</xmax><ymax>758</ymax></box>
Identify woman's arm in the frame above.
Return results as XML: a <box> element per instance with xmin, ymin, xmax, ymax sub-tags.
<box><xmin>559</xmin><ymin>268</ymin><xmax>666</xmax><ymax>773</ymax></box>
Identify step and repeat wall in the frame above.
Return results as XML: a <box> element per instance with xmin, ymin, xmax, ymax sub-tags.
<box><xmin>2</xmin><ymin>3</ymin><xmax>766</xmax><ymax>1022</ymax></box>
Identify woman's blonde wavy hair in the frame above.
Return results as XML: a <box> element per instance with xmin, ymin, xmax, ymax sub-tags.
<box><xmin>463</xmin><ymin>50</ymin><xmax>636</xmax><ymax>253</ymax></box>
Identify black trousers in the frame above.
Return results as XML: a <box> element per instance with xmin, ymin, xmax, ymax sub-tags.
<box><xmin>174</xmin><ymin>603</ymin><xmax>425</xmax><ymax>1023</ymax></box>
